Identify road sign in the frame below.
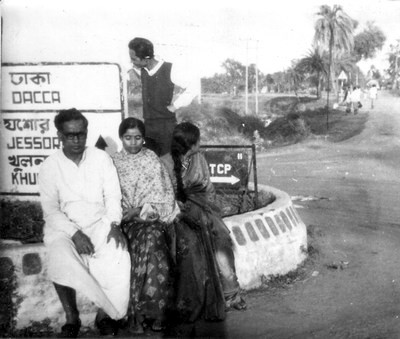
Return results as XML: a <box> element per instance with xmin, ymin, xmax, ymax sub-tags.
<box><xmin>201</xmin><ymin>148</ymin><xmax>250</xmax><ymax>189</ymax></box>
<box><xmin>338</xmin><ymin>71</ymin><xmax>348</xmax><ymax>81</ymax></box>
<box><xmin>0</xmin><ymin>62</ymin><xmax>124</xmax><ymax>198</ymax></box>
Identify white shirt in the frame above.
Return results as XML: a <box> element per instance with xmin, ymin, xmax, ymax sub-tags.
<box><xmin>39</xmin><ymin>147</ymin><xmax>122</xmax><ymax>241</ymax></box>
<box><xmin>350</xmin><ymin>88</ymin><xmax>362</xmax><ymax>102</ymax></box>
<box><xmin>133</xmin><ymin>58</ymin><xmax>199</xmax><ymax>109</ymax></box>
<box><xmin>369</xmin><ymin>86</ymin><xmax>378</xmax><ymax>99</ymax></box>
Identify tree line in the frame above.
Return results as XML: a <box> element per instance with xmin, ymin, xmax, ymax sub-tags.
<box><xmin>202</xmin><ymin>5</ymin><xmax>399</xmax><ymax>98</ymax></box>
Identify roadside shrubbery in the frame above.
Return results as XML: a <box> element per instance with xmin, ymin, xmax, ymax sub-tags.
<box><xmin>263</xmin><ymin>112</ymin><xmax>310</xmax><ymax>146</ymax></box>
<box><xmin>178</xmin><ymin>102</ymin><xmax>252</xmax><ymax>145</ymax></box>
<box><xmin>180</xmin><ymin>95</ymin><xmax>367</xmax><ymax>148</ymax></box>
<box><xmin>0</xmin><ymin>200</ymin><xmax>44</xmax><ymax>243</ymax></box>
<box><xmin>178</xmin><ymin>96</ymin><xmax>324</xmax><ymax>147</ymax></box>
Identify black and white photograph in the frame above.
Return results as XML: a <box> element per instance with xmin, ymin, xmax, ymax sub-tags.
<box><xmin>1</xmin><ymin>0</ymin><xmax>400</xmax><ymax>337</ymax></box>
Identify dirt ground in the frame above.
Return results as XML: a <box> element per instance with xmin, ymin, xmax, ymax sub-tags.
<box><xmin>221</xmin><ymin>91</ymin><xmax>400</xmax><ymax>338</ymax></box>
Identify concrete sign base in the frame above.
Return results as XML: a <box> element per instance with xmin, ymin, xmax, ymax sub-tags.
<box><xmin>0</xmin><ymin>184</ymin><xmax>307</xmax><ymax>331</ymax></box>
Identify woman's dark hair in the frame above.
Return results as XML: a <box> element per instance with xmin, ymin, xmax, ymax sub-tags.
<box><xmin>128</xmin><ymin>37</ymin><xmax>154</xmax><ymax>59</ymax></box>
<box><xmin>118</xmin><ymin>117</ymin><xmax>145</xmax><ymax>138</ymax></box>
<box><xmin>54</xmin><ymin>108</ymin><xmax>88</xmax><ymax>132</ymax></box>
<box><xmin>171</xmin><ymin>122</ymin><xmax>200</xmax><ymax>202</ymax></box>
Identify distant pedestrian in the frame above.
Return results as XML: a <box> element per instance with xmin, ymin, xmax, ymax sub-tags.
<box><xmin>342</xmin><ymin>85</ymin><xmax>351</xmax><ymax>114</ymax></box>
<box><xmin>350</xmin><ymin>86</ymin><xmax>362</xmax><ymax>114</ymax></box>
<box><xmin>369</xmin><ymin>84</ymin><xmax>378</xmax><ymax>109</ymax></box>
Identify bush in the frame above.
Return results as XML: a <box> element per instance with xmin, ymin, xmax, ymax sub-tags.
<box><xmin>264</xmin><ymin>113</ymin><xmax>310</xmax><ymax>145</ymax></box>
<box><xmin>178</xmin><ymin>103</ymin><xmax>256</xmax><ymax>145</ymax></box>
<box><xmin>0</xmin><ymin>200</ymin><xmax>44</xmax><ymax>243</ymax></box>
<box><xmin>216</xmin><ymin>189</ymin><xmax>275</xmax><ymax>217</ymax></box>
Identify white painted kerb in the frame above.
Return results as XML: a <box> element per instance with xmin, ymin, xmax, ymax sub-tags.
<box><xmin>224</xmin><ymin>184</ymin><xmax>307</xmax><ymax>290</ymax></box>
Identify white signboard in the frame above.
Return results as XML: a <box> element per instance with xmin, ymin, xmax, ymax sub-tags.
<box><xmin>338</xmin><ymin>70</ymin><xmax>348</xmax><ymax>81</ymax></box>
<box><xmin>0</xmin><ymin>63</ymin><xmax>124</xmax><ymax>198</ymax></box>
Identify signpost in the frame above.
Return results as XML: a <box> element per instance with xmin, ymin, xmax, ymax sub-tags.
<box><xmin>201</xmin><ymin>144</ymin><xmax>258</xmax><ymax>206</ymax></box>
<box><xmin>0</xmin><ymin>62</ymin><xmax>124</xmax><ymax>198</ymax></box>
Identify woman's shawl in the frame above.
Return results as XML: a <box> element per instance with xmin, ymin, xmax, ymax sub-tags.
<box><xmin>182</xmin><ymin>152</ymin><xmax>214</xmax><ymax>196</ymax></box>
<box><xmin>113</xmin><ymin>147</ymin><xmax>179</xmax><ymax>223</ymax></box>
<box><xmin>161</xmin><ymin>152</ymin><xmax>219</xmax><ymax>210</ymax></box>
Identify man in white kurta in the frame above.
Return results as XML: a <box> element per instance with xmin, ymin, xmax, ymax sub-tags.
<box><xmin>39</xmin><ymin>108</ymin><xmax>130</xmax><ymax>337</ymax></box>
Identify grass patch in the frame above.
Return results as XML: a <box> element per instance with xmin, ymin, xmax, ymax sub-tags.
<box><xmin>301</xmin><ymin>107</ymin><xmax>368</xmax><ymax>142</ymax></box>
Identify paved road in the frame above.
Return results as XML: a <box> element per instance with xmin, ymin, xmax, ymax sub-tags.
<box><xmin>222</xmin><ymin>91</ymin><xmax>400</xmax><ymax>338</ymax></box>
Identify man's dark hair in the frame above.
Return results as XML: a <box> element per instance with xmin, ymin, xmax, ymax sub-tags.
<box><xmin>54</xmin><ymin>108</ymin><xmax>88</xmax><ymax>131</ymax></box>
<box><xmin>128</xmin><ymin>37</ymin><xmax>154</xmax><ymax>59</ymax></box>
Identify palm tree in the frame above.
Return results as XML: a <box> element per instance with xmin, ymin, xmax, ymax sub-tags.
<box><xmin>287</xmin><ymin>64</ymin><xmax>304</xmax><ymax>99</ymax></box>
<box><xmin>314</xmin><ymin>4</ymin><xmax>356</xmax><ymax>129</ymax></box>
<box><xmin>334</xmin><ymin>52</ymin><xmax>358</xmax><ymax>85</ymax></box>
<box><xmin>388</xmin><ymin>40</ymin><xmax>400</xmax><ymax>90</ymax></box>
<box><xmin>297</xmin><ymin>48</ymin><xmax>328</xmax><ymax>98</ymax></box>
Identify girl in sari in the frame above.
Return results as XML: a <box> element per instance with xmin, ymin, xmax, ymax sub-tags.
<box><xmin>161</xmin><ymin>122</ymin><xmax>246</xmax><ymax>326</ymax></box>
<box><xmin>112</xmin><ymin>117</ymin><xmax>179</xmax><ymax>334</ymax></box>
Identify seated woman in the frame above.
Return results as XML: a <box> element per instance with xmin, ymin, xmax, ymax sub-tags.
<box><xmin>112</xmin><ymin>117</ymin><xmax>179</xmax><ymax>334</ymax></box>
<box><xmin>161</xmin><ymin>122</ymin><xmax>246</xmax><ymax>325</ymax></box>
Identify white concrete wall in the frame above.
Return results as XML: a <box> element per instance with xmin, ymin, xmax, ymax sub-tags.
<box><xmin>224</xmin><ymin>184</ymin><xmax>307</xmax><ymax>290</ymax></box>
<box><xmin>0</xmin><ymin>243</ymin><xmax>97</xmax><ymax>331</ymax></box>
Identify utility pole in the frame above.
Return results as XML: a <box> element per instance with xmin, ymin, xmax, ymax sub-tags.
<box><xmin>392</xmin><ymin>40</ymin><xmax>400</xmax><ymax>90</ymax></box>
<box><xmin>245</xmin><ymin>39</ymin><xmax>249</xmax><ymax>115</ymax></box>
<box><xmin>255</xmin><ymin>39</ymin><xmax>259</xmax><ymax>115</ymax></box>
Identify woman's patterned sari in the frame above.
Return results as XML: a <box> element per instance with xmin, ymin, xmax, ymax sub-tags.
<box><xmin>113</xmin><ymin>148</ymin><xmax>179</xmax><ymax>328</ymax></box>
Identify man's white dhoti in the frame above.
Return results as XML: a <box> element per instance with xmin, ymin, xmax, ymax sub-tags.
<box><xmin>46</xmin><ymin>221</ymin><xmax>130</xmax><ymax>320</ymax></box>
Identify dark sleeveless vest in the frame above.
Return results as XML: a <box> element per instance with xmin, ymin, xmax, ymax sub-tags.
<box><xmin>141</xmin><ymin>62</ymin><xmax>175</xmax><ymax>120</ymax></box>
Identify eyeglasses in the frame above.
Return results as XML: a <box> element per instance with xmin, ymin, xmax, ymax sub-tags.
<box><xmin>62</xmin><ymin>132</ymin><xmax>87</xmax><ymax>141</ymax></box>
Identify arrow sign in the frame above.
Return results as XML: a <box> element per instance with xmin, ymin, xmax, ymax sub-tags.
<box><xmin>210</xmin><ymin>175</ymin><xmax>240</xmax><ymax>185</ymax></box>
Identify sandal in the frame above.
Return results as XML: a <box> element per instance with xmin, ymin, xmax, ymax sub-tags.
<box><xmin>96</xmin><ymin>316</ymin><xmax>118</xmax><ymax>336</ymax></box>
<box><xmin>58</xmin><ymin>320</ymin><xmax>81</xmax><ymax>338</ymax></box>
<box><xmin>232</xmin><ymin>297</ymin><xmax>247</xmax><ymax>310</ymax></box>
<box><xmin>128</xmin><ymin>323</ymin><xmax>144</xmax><ymax>335</ymax></box>
<box><xmin>151</xmin><ymin>319</ymin><xmax>164</xmax><ymax>332</ymax></box>
<box><xmin>226</xmin><ymin>296</ymin><xmax>247</xmax><ymax>311</ymax></box>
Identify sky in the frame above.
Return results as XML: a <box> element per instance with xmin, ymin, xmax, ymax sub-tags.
<box><xmin>1</xmin><ymin>0</ymin><xmax>400</xmax><ymax>80</ymax></box>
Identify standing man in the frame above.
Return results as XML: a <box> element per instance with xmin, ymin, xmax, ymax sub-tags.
<box><xmin>350</xmin><ymin>85</ymin><xmax>362</xmax><ymax>114</ymax></box>
<box><xmin>369</xmin><ymin>84</ymin><xmax>378</xmax><ymax>109</ymax></box>
<box><xmin>128</xmin><ymin>37</ymin><xmax>198</xmax><ymax>156</ymax></box>
<box><xmin>39</xmin><ymin>108</ymin><xmax>130</xmax><ymax>338</ymax></box>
